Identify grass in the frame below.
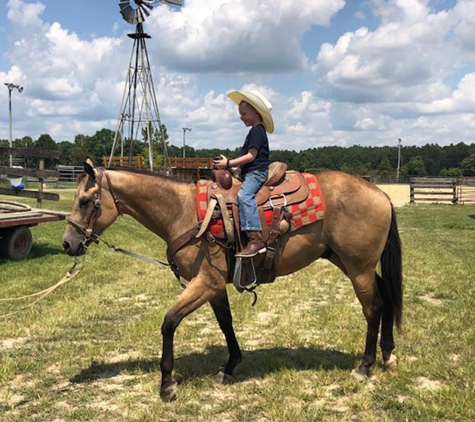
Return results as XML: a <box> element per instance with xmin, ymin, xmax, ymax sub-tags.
<box><xmin>1</xmin><ymin>190</ymin><xmax>475</xmax><ymax>421</ymax></box>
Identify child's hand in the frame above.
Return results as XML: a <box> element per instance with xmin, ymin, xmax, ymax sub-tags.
<box><xmin>213</xmin><ymin>154</ymin><xmax>228</xmax><ymax>169</ymax></box>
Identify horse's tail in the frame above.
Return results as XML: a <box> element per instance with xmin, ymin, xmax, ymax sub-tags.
<box><xmin>380</xmin><ymin>204</ymin><xmax>403</xmax><ymax>331</ymax></box>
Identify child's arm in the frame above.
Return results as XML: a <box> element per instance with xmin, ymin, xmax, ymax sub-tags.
<box><xmin>213</xmin><ymin>148</ymin><xmax>257</xmax><ymax>169</ymax></box>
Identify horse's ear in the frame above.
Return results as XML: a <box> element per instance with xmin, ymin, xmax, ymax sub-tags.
<box><xmin>84</xmin><ymin>158</ymin><xmax>95</xmax><ymax>180</ymax></box>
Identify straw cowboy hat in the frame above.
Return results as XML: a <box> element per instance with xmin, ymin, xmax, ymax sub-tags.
<box><xmin>228</xmin><ymin>90</ymin><xmax>274</xmax><ymax>133</ymax></box>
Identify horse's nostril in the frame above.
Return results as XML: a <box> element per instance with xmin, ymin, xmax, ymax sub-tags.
<box><xmin>62</xmin><ymin>240</ymin><xmax>70</xmax><ymax>251</ymax></box>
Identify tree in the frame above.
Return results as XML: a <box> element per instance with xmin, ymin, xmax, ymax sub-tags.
<box><xmin>377</xmin><ymin>156</ymin><xmax>393</xmax><ymax>177</ymax></box>
<box><xmin>34</xmin><ymin>134</ymin><xmax>58</xmax><ymax>168</ymax></box>
<box><xmin>440</xmin><ymin>167</ymin><xmax>463</xmax><ymax>177</ymax></box>
<box><xmin>460</xmin><ymin>153</ymin><xmax>475</xmax><ymax>176</ymax></box>
<box><xmin>404</xmin><ymin>156</ymin><xmax>427</xmax><ymax>176</ymax></box>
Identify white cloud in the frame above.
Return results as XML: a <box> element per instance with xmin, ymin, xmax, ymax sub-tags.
<box><xmin>145</xmin><ymin>0</ymin><xmax>345</xmax><ymax>73</ymax></box>
<box><xmin>310</xmin><ymin>0</ymin><xmax>475</xmax><ymax>148</ymax></box>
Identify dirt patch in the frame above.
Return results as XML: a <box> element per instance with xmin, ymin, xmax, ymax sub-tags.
<box><xmin>415</xmin><ymin>377</ymin><xmax>443</xmax><ymax>391</ymax></box>
<box><xmin>0</xmin><ymin>337</ymin><xmax>28</xmax><ymax>351</ymax></box>
<box><xmin>376</xmin><ymin>184</ymin><xmax>410</xmax><ymax>208</ymax></box>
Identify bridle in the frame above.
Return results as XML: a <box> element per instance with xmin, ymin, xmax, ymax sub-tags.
<box><xmin>66</xmin><ymin>167</ymin><xmax>122</xmax><ymax>248</ymax></box>
<box><xmin>65</xmin><ymin>166</ymin><xmax>202</xmax><ymax>283</ymax></box>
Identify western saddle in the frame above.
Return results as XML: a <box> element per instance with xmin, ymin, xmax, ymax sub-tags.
<box><xmin>196</xmin><ymin>162</ymin><xmax>310</xmax><ymax>289</ymax></box>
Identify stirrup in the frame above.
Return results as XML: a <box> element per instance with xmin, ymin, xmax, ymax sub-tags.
<box><xmin>233</xmin><ymin>257</ymin><xmax>257</xmax><ymax>290</ymax></box>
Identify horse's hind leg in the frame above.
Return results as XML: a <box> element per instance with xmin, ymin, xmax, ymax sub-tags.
<box><xmin>348</xmin><ymin>269</ymin><xmax>384</xmax><ymax>379</ymax></box>
<box><xmin>210</xmin><ymin>290</ymin><xmax>242</xmax><ymax>382</ymax></box>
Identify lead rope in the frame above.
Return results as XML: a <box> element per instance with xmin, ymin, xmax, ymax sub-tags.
<box><xmin>0</xmin><ymin>257</ymin><xmax>86</xmax><ymax>319</ymax></box>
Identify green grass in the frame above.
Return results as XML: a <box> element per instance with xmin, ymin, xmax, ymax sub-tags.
<box><xmin>1</xmin><ymin>192</ymin><xmax>475</xmax><ymax>421</ymax></box>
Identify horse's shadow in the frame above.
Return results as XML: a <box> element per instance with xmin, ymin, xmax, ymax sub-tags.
<box><xmin>70</xmin><ymin>345</ymin><xmax>357</xmax><ymax>384</ymax></box>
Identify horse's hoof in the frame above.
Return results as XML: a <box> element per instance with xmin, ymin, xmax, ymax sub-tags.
<box><xmin>160</xmin><ymin>380</ymin><xmax>178</xmax><ymax>402</ymax></box>
<box><xmin>384</xmin><ymin>354</ymin><xmax>398</xmax><ymax>371</ymax></box>
<box><xmin>215</xmin><ymin>369</ymin><xmax>234</xmax><ymax>384</ymax></box>
<box><xmin>351</xmin><ymin>368</ymin><xmax>368</xmax><ymax>382</ymax></box>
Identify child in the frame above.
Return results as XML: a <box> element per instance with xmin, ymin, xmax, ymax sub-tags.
<box><xmin>213</xmin><ymin>89</ymin><xmax>274</xmax><ymax>258</ymax></box>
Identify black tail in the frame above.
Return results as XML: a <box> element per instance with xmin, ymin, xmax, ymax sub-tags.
<box><xmin>380</xmin><ymin>205</ymin><xmax>403</xmax><ymax>331</ymax></box>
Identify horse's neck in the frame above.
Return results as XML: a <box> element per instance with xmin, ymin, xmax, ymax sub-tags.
<box><xmin>110</xmin><ymin>171</ymin><xmax>196</xmax><ymax>243</ymax></box>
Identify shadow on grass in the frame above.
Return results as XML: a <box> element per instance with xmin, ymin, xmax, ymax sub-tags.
<box><xmin>0</xmin><ymin>244</ymin><xmax>64</xmax><ymax>263</ymax></box>
<box><xmin>29</xmin><ymin>243</ymin><xmax>65</xmax><ymax>259</ymax></box>
<box><xmin>70</xmin><ymin>345</ymin><xmax>357</xmax><ymax>384</ymax></box>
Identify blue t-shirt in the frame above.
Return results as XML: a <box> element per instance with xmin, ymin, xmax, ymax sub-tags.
<box><xmin>239</xmin><ymin>124</ymin><xmax>270</xmax><ymax>177</ymax></box>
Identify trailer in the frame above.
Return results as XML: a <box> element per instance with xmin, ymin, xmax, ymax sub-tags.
<box><xmin>0</xmin><ymin>201</ymin><xmax>68</xmax><ymax>260</ymax></box>
<box><xmin>0</xmin><ymin>147</ymin><xmax>68</xmax><ymax>260</ymax></box>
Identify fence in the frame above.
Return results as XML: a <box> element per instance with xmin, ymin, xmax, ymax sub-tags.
<box><xmin>410</xmin><ymin>177</ymin><xmax>458</xmax><ymax>204</ymax></box>
<box><xmin>0</xmin><ymin>147</ymin><xmax>61</xmax><ymax>208</ymax></box>
<box><xmin>458</xmin><ymin>177</ymin><xmax>475</xmax><ymax>204</ymax></box>
<box><xmin>102</xmin><ymin>156</ymin><xmax>144</xmax><ymax>169</ymax></box>
<box><xmin>168</xmin><ymin>157</ymin><xmax>214</xmax><ymax>169</ymax></box>
<box><xmin>57</xmin><ymin>165</ymin><xmax>84</xmax><ymax>182</ymax></box>
<box><xmin>168</xmin><ymin>157</ymin><xmax>214</xmax><ymax>183</ymax></box>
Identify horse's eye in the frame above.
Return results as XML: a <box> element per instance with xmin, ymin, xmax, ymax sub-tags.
<box><xmin>79</xmin><ymin>198</ymin><xmax>90</xmax><ymax>208</ymax></box>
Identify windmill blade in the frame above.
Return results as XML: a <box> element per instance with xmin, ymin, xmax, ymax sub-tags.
<box><xmin>159</xmin><ymin>0</ymin><xmax>183</xmax><ymax>6</ymax></box>
<box><xmin>120</xmin><ymin>7</ymin><xmax>136</xmax><ymax>24</ymax></box>
<box><xmin>142</xmin><ymin>1</ymin><xmax>153</xmax><ymax>12</ymax></box>
<box><xmin>119</xmin><ymin>0</ymin><xmax>155</xmax><ymax>25</ymax></box>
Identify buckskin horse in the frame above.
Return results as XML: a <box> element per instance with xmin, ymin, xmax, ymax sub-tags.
<box><xmin>62</xmin><ymin>158</ymin><xmax>403</xmax><ymax>401</ymax></box>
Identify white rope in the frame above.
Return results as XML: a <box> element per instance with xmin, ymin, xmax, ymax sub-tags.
<box><xmin>0</xmin><ymin>259</ymin><xmax>85</xmax><ymax>319</ymax></box>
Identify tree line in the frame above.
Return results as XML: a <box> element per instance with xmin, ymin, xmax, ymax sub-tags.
<box><xmin>2</xmin><ymin>128</ymin><xmax>475</xmax><ymax>181</ymax></box>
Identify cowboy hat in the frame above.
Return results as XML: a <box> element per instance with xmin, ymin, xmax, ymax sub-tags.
<box><xmin>227</xmin><ymin>90</ymin><xmax>274</xmax><ymax>133</ymax></box>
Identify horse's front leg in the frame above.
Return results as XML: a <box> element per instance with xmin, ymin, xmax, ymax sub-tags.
<box><xmin>160</xmin><ymin>277</ymin><xmax>217</xmax><ymax>401</ymax></box>
<box><xmin>210</xmin><ymin>289</ymin><xmax>242</xmax><ymax>382</ymax></box>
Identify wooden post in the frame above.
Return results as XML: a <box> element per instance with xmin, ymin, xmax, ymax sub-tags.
<box><xmin>38</xmin><ymin>158</ymin><xmax>45</xmax><ymax>208</ymax></box>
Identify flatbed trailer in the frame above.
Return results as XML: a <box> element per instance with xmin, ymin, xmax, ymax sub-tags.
<box><xmin>0</xmin><ymin>200</ymin><xmax>68</xmax><ymax>260</ymax></box>
<box><xmin>0</xmin><ymin>147</ymin><xmax>70</xmax><ymax>260</ymax></box>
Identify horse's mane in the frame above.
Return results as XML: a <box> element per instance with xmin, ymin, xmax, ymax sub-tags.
<box><xmin>108</xmin><ymin>166</ymin><xmax>196</xmax><ymax>185</ymax></box>
<box><xmin>76</xmin><ymin>166</ymin><xmax>201</xmax><ymax>186</ymax></box>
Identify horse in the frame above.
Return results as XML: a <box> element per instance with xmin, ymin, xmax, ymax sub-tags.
<box><xmin>62</xmin><ymin>158</ymin><xmax>403</xmax><ymax>401</ymax></box>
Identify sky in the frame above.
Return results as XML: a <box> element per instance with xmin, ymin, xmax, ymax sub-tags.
<box><xmin>1</xmin><ymin>0</ymin><xmax>474</xmax><ymax>154</ymax></box>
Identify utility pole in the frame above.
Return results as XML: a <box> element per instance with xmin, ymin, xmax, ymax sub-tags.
<box><xmin>182</xmin><ymin>127</ymin><xmax>191</xmax><ymax>160</ymax></box>
<box><xmin>396</xmin><ymin>138</ymin><xmax>402</xmax><ymax>183</ymax></box>
<box><xmin>4</xmin><ymin>83</ymin><xmax>23</xmax><ymax>167</ymax></box>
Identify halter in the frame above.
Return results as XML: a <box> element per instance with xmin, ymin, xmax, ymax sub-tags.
<box><xmin>65</xmin><ymin>167</ymin><xmax>201</xmax><ymax>283</ymax></box>
<box><xmin>66</xmin><ymin>167</ymin><xmax>122</xmax><ymax>247</ymax></box>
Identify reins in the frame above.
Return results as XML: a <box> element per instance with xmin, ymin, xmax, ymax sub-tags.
<box><xmin>66</xmin><ymin>167</ymin><xmax>202</xmax><ymax>286</ymax></box>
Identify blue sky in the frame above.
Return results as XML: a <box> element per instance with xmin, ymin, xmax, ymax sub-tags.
<box><xmin>1</xmin><ymin>0</ymin><xmax>474</xmax><ymax>154</ymax></box>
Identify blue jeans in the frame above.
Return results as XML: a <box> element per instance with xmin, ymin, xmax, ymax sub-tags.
<box><xmin>238</xmin><ymin>170</ymin><xmax>268</xmax><ymax>231</ymax></box>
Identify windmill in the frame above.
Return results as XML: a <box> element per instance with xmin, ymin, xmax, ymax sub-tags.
<box><xmin>109</xmin><ymin>0</ymin><xmax>183</xmax><ymax>171</ymax></box>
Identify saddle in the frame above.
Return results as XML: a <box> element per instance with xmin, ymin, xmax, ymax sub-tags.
<box><xmin>209</xmin><ymin>162</ymin><xmax>309</xmax><ymax>210</ymax></box>
<box><xmin>196</xmin><ymin>162</ymin><xmax>318</xmax><ymax>289</ymax></box>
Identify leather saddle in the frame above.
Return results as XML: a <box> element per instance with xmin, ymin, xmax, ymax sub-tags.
<box><xmin>209</xmin><ymin>162</ymin><xmax>309</xmax><ymax>210</ymax></box>
<box><xmin>198</xmin><ymin>162</ymin><xmax>313</xmax><ymax>289</ymax></box>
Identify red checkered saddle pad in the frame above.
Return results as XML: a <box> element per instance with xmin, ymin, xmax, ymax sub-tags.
<box><xmin>196</xmin><ymin>172</ymin><xmax>326</xmax><ymax>238</ymax></box>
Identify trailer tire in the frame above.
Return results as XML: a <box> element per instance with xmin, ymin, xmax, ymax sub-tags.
<box><xmin>0</xmin><ymin>226</ymin><xmax>33</xmax><ymax>260</ymax></box>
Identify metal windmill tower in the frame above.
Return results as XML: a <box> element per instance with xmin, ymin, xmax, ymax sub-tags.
<box><xmin>109</xmin><ymin>0</ymin><xmax>183</xmax><ymax>170</ymax></box>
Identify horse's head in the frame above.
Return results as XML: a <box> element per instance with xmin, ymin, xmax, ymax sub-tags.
<box><xmin>62</xmin><ymin>158</ymin><xmax>121</xmax><ymax>256</ymax></box>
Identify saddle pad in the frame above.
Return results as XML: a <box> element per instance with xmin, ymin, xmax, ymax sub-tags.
<box><xmin>288</xmin><ymin>173</ymin><xmax>326</xmax><ymax>230</ymax></box>
<box><xmin>196</xmin><ymin>173</ymin><xmax>326</xmax><ymax>238</ymax></box>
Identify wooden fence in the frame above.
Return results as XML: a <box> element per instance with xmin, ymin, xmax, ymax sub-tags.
<box><xmin>0</xmin><ymin>147</ymin><xmax>61</xmax><ymax>208</ymax></box>
<box><xmin>168</xmin><ymin>157</ymin><xmax>214</xmax><ymax>169</ymax></box>
<box><xmin>102</xmin><ymin>156</ymin><xmax>144</xmax><ymax>169</ymax></box>
<box><xmin>410</xmin><ymin>177</ymin><xmax>458</xmax><ymax>204</ymax></box>
<box><xmin>168</xmin><ymin>157</ymin><xmax>214</xmax><ymax>183</ymax></box>
<box><xmin>458</xmin><ymin>177</ymin><xmax>475</xmax><ymax>204</ymax></box>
